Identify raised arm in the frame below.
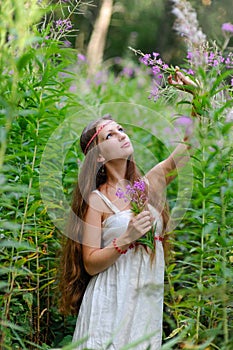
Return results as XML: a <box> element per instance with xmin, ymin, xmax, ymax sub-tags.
<box><xmin>146</xmin><ymin>68</ymin><xmax>199</xmax><ymax>187</ymax></box>
<box><xmin>146</xmin><ymin>137</ymin><xmax>191</xmax><ymax>188</ymax></box>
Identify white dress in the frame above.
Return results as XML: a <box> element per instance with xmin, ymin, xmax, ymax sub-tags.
<box><xmin>72</xmin><ymin>190</ymin><xmax>165</xmax><ymax>350</ymax></box>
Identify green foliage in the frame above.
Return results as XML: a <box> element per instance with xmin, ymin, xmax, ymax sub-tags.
<box><xmin>0</xmin><ymin>0</ymin><xmax>79</xmax><ymax>348</ymax></box>
<box><xmin>162</xmin><ymin>58</ymin><xmax>233</xmax><ymax>349</ymax></box>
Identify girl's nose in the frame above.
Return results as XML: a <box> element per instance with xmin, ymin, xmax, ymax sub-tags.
<box><xmin>118</xmin><ymin>132</ymin><xmax>126</xmax><ymax>140</ymax></box>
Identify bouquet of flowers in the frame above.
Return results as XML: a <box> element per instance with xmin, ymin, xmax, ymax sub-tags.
<box><xmin>116</xmin><ymin>179</ymin><xmax>155</xmax><ymax>250</ymax></box>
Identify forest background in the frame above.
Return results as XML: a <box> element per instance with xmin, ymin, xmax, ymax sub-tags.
<box><xmin>0</xmin><ymin>0</ymin><xmax>232</xmax><ymax>349</ymax></box>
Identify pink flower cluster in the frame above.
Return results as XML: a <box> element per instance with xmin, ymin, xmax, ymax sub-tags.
<box><xmin>116</xmin><ymin>179</ymin><xmax>155</xmax><ymax>250</ymax></box>
<box><xmin>222</xmin><ymin>23</ymin><xmax>233</xmax><ymax>34</ymax></box>
<box><xmin>55</xmin><ymin>19</ymin><xmax>72</xmax><ymax>33</ymax></box>
<box><xmin>139</xmin><ymin>52</ymin><xmax>169</xmax><ymax>76</ymax></box>
<box><xmin>116</xmin><ymin>179</ymin><xmax>148</xmax><ymax>213</ymax></box>
<box><xmin>186</xmin><ymin>50</ymin><xmax>233</xmax><ymax>71</ymax></box>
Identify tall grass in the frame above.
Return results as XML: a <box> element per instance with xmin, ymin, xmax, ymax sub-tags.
<box><xmin>162</xmin><ymin>63</ymin><xmax>233</xmax><ymax>349</ymax></box>
<box><xmin>0</xmin><ymin>0</ymin><xmax>78</xmax><ymax>348</ymax></box>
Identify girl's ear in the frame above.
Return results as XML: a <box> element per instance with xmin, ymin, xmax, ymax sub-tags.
<box><xmin>97</xmin><ymin>154</ymin><xmax>105</xmax><ymax>163</ymax></box>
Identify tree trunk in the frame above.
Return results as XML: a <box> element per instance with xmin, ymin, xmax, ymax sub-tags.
<box><xmin>86</xmin><ymin>0</ymin><xmax>113</xmax><ymax>75</ymax></box>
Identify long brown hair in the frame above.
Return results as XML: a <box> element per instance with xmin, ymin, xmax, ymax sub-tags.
<box><xmin>59</xmin><ymin>115</ymin><xmax>170</xmax><ymax>315</ymax></box>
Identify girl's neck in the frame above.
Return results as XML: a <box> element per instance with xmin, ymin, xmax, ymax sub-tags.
<box><xmin>105</xmin><ymin>160</ymin><xmax>127</xmax><ymax>185</ymax></box>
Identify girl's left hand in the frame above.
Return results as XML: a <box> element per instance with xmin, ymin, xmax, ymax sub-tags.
<box><xmin>168</xmin><ymin>66</ymin><xmax>199</xmax><ymax>95</ymax></box>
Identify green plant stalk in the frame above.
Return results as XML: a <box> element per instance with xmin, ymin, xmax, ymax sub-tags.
<box><xmin>166</xmin><ymin>269</ymin><xmax>180</xmax><ymax>328</ymax></box>
<box><xmin>196</xmin><ymin>121</ymin><xmax>206</xmax><ymax>342</ymax></box>
<box><xmin>220</xmin><ymin>185</ymin><xmax>228</xmax><ymax>344</ymax></box>
<box><xmin>34</xmin><ymin>212</ymin><xmax>41</xmax><ymax>345</ymax></box>
<box><xmin>45</xmin><ymin>256</ymin><xmax>50</xmax><ymax>345</ymax></box>
<box><xmin>3</xmin><ymin>121</ymin><xmax>39</xmax><ymax>341</ymax></box>
<box><xmin>19</xmin><ymin>121</ymin><xmax>39</xmax><ymax>243</ymax></box>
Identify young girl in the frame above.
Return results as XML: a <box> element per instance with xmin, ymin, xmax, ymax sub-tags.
<box><xmin>60</xmin><ymin>74</ymin><xmax>196</xmax><ymax>349</ymax></box>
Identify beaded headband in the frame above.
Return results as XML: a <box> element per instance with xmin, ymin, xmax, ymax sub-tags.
<box><xmin>84</xmin><ymin>120</ymin><xmax>112</xmax><ymax>155</ymax></box>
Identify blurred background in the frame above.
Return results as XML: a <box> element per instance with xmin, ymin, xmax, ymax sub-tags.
<box><xmin>62</xmin><ymin>0</ymin><xmax>233</xmax><ymax>67</ymax></box>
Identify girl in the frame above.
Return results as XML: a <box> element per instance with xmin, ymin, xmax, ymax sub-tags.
<box><xmin>60</xmin><ymin>73</ymin><xmax>196</xmax><ymax>349</ymax></box>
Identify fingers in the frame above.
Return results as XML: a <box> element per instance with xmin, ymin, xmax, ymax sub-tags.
<box><xmin>168</xmin><ymin>74</ymin><xmax>178</xmax><ymax>85</ymax></box>
<box><xmin>168</xmin><ymin>67</ymin><xmax>198</xmax><ymax>94</ymax></box>
<box><xmin>134</xmin><ymin>210</ymin><xmax>153</xmax><ymax>223</ymax></box>
<box><xmin>129</xmin><ymin>210</ymin><xmax>154</xmax><ymax>237</ymax></box>
<box><xmin>175</xmin><ymin>69</ymin><xmax>198</xmax><ymax>87</ymax></box>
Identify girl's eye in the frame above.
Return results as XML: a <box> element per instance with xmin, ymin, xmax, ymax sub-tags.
<box><xmin>106</xmin><ymin>133</ymin><xmax>112</xmax><ymax>140</ymax></box>
<box><xmin>119</xmin><ymin>127</ymin><xmax>125</xmax><ymax>132</ymax></box>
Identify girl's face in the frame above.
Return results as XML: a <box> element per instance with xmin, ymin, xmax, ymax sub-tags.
<box><xmin>97</xmin><ymin>120</ymin><xmax>134</xmax><ymax>161</ymax></box>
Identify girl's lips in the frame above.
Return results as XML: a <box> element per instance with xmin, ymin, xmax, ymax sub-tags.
<box><xmin>121</xmin><ymin>142</ymin><xmax>131</xmax><ymax>148</ymax></box>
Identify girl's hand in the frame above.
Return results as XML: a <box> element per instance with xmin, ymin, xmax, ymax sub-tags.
<box><xmin>124</xmin><ymin>210</ymin><xmax>154</xmax><ymax>244</ymax></box>
<box><xmin>168</xmin><ymin>66</ymin><xmax>201</xmax><ymax>117</ymax></box>
<box><xmin>168</xmin><ymin>66</ymin><xmax>199</xmax><ymax>95</ymax></box>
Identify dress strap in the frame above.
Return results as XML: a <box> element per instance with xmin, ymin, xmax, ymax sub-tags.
<box><xmin>93</xmin><ymin>190</ymin><xmax>120</xmax><ymax>214</ymax></box>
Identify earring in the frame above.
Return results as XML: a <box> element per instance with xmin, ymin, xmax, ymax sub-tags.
<box><xmin>101</xmin><ymin>164</ymin><xmax>105</xmax><ymax>174</ymax></box>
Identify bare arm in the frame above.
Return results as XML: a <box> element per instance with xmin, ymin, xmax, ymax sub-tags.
<box><xmin>146</xmin><ymin>137</ymin><xmax>192</xmax><ymax>188</ymax></box>
<box><xmin>82</xmin><ymin>193</ymin><xmax>154</xmax><ymax>276</ymax></box>
<box><xmin>146</xmin><ymin>68</ymin><xmax>198</xmax><ymax>186</ymax></box>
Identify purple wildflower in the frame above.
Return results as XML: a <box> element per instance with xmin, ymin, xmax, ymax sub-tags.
<box><xmin>69</xmin><ymin>84</ymin><xmax>76</xmax><ymax>92</ymax></box>
<box><xmin>55</xmin><ymin>19</ymin><xmax>72</xmax><ymax>32</ymax></box>
<box><xmin>175</xmin><ymin>116</ymin><xmax>193</xmax><ymax>126</ymax></box>
<box><xmin>152</xmin><ymin>66</ymin><xmax>161</xmax><ymax>75</ymax></box>
<box><xmin>175</xmin><ymin>116</ymin><xmax>193</xmax><ymax>139</ymax></box>
<box><xmin>149</xmin><ymin>84</ymin><xmax>160</xmax><ymax>102</ymax></box>
<box><xmin>116</xmin><ymin>180</ymin><xmax>148</xmax><ymax>210</ymax></box>
<box><xmin>139</xmin><ymin>51</ymin><xmax>170</xmax><ymax>81</ymax></box>
<box><xmin>152</xmin><ymin>52</ymin><xmax>160</xmax><ymax>58</ymax></box>
<box><xmin>225</xmin><ymin>55</ymin><xmax>233</xmax><ymax>68</ymax></box>
<box><xmin>222</xmin><ymin>23</ymin><xmax>233</xmax><ymax>34</ymax></box>
<box><xmin>63</xmin><ymin>40</ymin><xmax>72</xmax><ymax>47</ymax></box>
<box><xmin>93</xmin><ymin>70</ymin><xmax>108</xmax><ymax>87</ymax></box>
<box><xmin>133</xmin><ymin>180</ymin><xmax>146</xmax><ymax>192</ymax></box>
<box><xmin>78</xmin><ymin>53</ymin><xmax>86</xmax><ymax>62</ymax></box>
<box><xmin>116</xmin><ymin>188</ymin><xmax>126</xmax><ymax>200</ymax></box>
<box><xmin>125</xmin><ymin>184</ymin><xmax>136</xmax><ymax>196</ymax></box>
<box><xmin>183</xmin><ymin>68</ymin><xmax>195</xmax><ymax>75</ymax></box>
<box><xmin>121</xmin><ymin>67</ymin><xmax>134</xmax><ymax>78</ymax></box>
<box><xmin>139</xmin><ymin>54</ymin><xmax>151</xmax><ymax>66</ymax></box>
<box><xmin>116</xmin><ymin>180</ymin><xmax>155</xmax><ymax>250</ymax></box>
<box><xmin>187</xmin><ymin>51</ymin><xmax>193</xmax><ymax>60</ymax></box>
<box><xmin>171</xmin><ymin>0</ymin><xmax>206</xmax><ymax>49</ymax></box>
<box><xmin>231</xmin><ymin>78</ymin><xmax>233</xmax><ymax>86</ymax></box>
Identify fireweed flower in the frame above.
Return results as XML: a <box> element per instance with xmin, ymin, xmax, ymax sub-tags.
<box><xmin>55</xmin><ymin>19</ymin><xmax>72</xmax><ymax>33</ymax></box>
<box><xmin>139</xmin><ymin>52</ymin><xmax>172</xmax><ymax>75</ymax></box>
<box><xmin>63</xmin><ymin>40</ymin><xmax>72</xmax><ymax>47</ymax></box>
<box><xmin>148</xmin><ymin>84</ymin><xmax>160</xmax><ymax>102</ymax></box>
<box><xmin>222</xmin><ymin>23</ymin><xmax>233</xmax><ymax>34</ymax></box>
<box><xmin>186</xmin><ymin>47</ymin><xmax>233</xmax><ymax>75</ymax></box>
<box><xmin>171</xmin><ymin>0</ymin><xmax>206</xmax><ymax>50</ymax></box>
<box><xmin>171</xmin><ymin>0</ymin><xmax>233</xmax><ymax>75</ymax></box>
<box><xmin>78</xmin><ymin>53</ymin><xmax>86</xmax><ymax>62</ymax></box>
<box><xmin>171</xmin><ymin>0</ymin><xmax>208</xmax><ymax>69</ymax></box>
<box><xmin>116</xmin><ymin>179</ymin><xmax>155</xmax><ymax>250</ymax></box>
<box><xmin>134</xmin><ymin>49</ymin><xmax>175</xmax><ymax>101</ymax></box>
<box><xmin>120</xmin><ymin>67</ymin><xmax>135</xmax><ymax>78</ymax></box>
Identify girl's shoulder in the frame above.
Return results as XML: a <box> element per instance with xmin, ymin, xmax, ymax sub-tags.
<box><xmin>88</xmin><ymin>190</ymin><xmax>115</xmax><ymax>214</ymax></box>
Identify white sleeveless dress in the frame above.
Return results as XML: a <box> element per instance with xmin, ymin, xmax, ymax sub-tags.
<box><xmin>72</xmin><ymin>190</ymin><xmax>165</xmax><ymax>350</ymax></box>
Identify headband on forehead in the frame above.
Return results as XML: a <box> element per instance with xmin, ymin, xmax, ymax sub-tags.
<box><xmin>84</xmin><ymin>120</ymin><xmax>112</xmax><ymax>155</ymax></box>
